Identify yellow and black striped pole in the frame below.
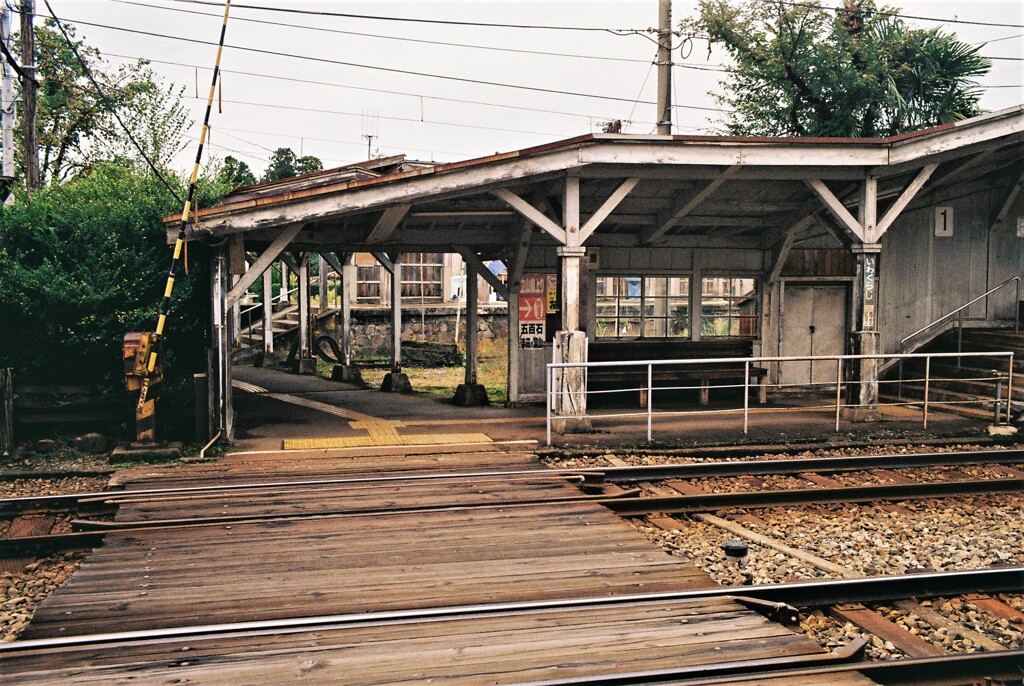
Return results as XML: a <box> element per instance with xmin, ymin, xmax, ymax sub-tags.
<box><xmin>138</xmin><ymin>0</ymin><xmax>231</xmax><ymax>409</ymax></box>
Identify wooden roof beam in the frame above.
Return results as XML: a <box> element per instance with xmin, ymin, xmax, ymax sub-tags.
<box><xmin>491</xmin><ymin>188</ymin><xmax>567</xmax><ymax>244</ymax></box>
<box><xmin>459</xmin><ymin>248</ymin><xmax>510</xmax><ymax>301</ymax></box>
<box><xmin>579</xmin><ymin>178</ymin><xmax>639</xmax><ymax>243</ymax></box>
<box><xmin>805</xmin><ymin>179</ymin><xmax>865</xmax><ymax>244</ymax></box>
<box><xmin>641</xmin><ymin>165</ymin><xmax>740</xmax><ymax>244</ymax></box>
<box><xmin>873</xmin><ymin>164</ymin><xmax>938</xmax><ymax>241</ymax></box>
<box><xmin>226</xmin><ymin>224</ymin><xmax>304</xmax><ymax>307</ymax></box>
<box><xmin>365</xmin><ymin>203</ymin><xmax>411</xmax><ymax>243</ymax></box>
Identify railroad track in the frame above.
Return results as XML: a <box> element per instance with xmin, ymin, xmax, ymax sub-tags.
<box><xmin>3</xmin><ymin>447</ymin><xmax>1024</xmax><ymax>556</ymax></box>
<box><xmin>2</xmin><ymin>568</ymin><xmax>1021</xmax><ymax>684</ymax></box>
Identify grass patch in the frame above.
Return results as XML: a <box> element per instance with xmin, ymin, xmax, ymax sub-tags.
<box><xmin>329</xmin><ymin>342</ymin><xmax>509</xmax><ymax>405</ymax></box>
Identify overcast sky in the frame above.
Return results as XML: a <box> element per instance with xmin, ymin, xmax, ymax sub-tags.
<box><xmin>46</xmin><ymin>0</ymin><xmax>1024</xmax><ymax>175</ymax></box>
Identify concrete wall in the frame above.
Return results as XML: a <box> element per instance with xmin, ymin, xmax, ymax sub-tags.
<box><xmin>878</xmin><ymin>174</ymin><xmax>1024</xmax><ymax>353</ymax></box>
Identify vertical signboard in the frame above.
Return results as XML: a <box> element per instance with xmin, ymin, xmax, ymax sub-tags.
<box><xmin>519</xmin><ymin>274</ymin><xmax>547</xmax><ymax>348</ymax></box>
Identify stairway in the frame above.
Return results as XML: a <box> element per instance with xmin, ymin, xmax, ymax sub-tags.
<box><xmin>885</xmin><ymin>328</ymin><xmax>1023</xmax><ymax>421</ymax></box>
<box><xmin>233</xmin><ymin>303</ymin><xmax>300</xmax><ymax>363</ymax></box>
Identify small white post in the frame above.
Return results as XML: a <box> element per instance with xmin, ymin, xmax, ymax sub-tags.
<box><xmin>923</xmin><ymin>356</ymin><xmax>931</xmax><ymax>429</ymax></box>
<box><xmin>835</xmin><ymin>358</ymin><xmax>843</xmax><ymax>432</ymax></box>
<box><xmin>546</xmin><ymin>365</ymin><xmax>552</xmax><ymax>447</ymax></box>
<box><xmin>647</xmin><ymin>363</ymin><xmax>653</xmax><ymax>442</ymax></box>
<box><xmin>743</xmin><ymin>360</ymin><xmax>750</xmax><ymax>435</ymax></box>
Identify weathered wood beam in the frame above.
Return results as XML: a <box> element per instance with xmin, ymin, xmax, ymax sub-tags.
<box><xmin>805</xmin><ymin>179</ymin><xmax>865</xmax><ymax>243</ymax></box>
<box><xmin>563</xmin><ymin>176</ymin><xmax>580</xmax><ymax>247</ymax></box>
<box><xmin>319</xmin><ymin>251</ymin><xmax>347</xmax><ymax>276</ymax></box>
<box><xmin>874</xmin><ymin>164</ymin><xmax>938</xmax><ymax>240</ymax></box>
<box><xmin>491</xmin><ymin>187</ymin><xmax>567</xmax><ymax>243</ymax></box>
<box><xmin>372</xmin><ymin>251</ymin><xmax>394</xmax><ymax>274</ymax></box>
<box><xmin>989</xmin><ymin>168</ymin><xmax>1024</xmax><ymax>230</ymax></box>
<box><xmin>642</xmin><ymin>165</ymin><xmax>740</xmax><ymax>244</ymax></box>
<box><xmin>225</xmin><ymin>224</ymin><xmax>304</xmax><ymax>307</ymax></box>
<box><xmin>508</xmin><ymin>222</ymin><xmax>533</xmax><ymax>290</ymax></box>
<box><xmin>579</xmin><ymin>177</ymin><xmax>639</xmax><ymax>243</ymax></box>
<box><xmin>365</xmin><ymin>203</ymin><xmax>411</xmax><ymax>243</ymax></box>
<box><xmin>459</xmin><ymin>248</ymin><xmax>510</xmax><ymax>302</ymax></box>
<box><xmin>766</xmin><ymin>214</ymin><xmax>818</xmax><ymax>291</ymax></box>
<box><xmin>280</xmin><ymin>252</ymin><xmax>300</xmax><ymax>274</ymax></box>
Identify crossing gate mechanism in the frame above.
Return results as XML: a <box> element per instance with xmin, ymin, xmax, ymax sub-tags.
<box><xmin>123</xmin><ymin>332</ymin><xmax>162</xmax><ymax>445</ymax></box>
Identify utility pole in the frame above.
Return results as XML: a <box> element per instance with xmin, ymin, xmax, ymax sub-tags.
<box><xmin>19</xmin><ymin>0</ymin><xmax>38</xmax><ymax>190</ymax></box>
<box><xmin>1</xmin><ymin>6</ymin><xmax>15</xmax><ymax>190</ymax></box>
<box><xmin>655</xmin><ymin>0</ymin><xmax>672</xmax><ymax>135</ymax></box>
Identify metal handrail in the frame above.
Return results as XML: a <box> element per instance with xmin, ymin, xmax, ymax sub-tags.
<box><xmin>546</xmin><ymin>350</ymin><xmax>1015</xmax><ymax>446</ymax></box>
<box><xmin>900</xmin><ymin>276</ymin><xmax>1021</xmax><ymax>352</ymax></box>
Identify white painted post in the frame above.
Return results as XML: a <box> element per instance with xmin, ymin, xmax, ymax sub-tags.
<box><xmin>923</xmin><ymin>356</ymin><xmax>931</xmax><ymax>430</ymax></box>
<box><xmin>743</xmin><ymin>360</ymin><xmax>750</xmax><ymax>435</ymax></box>
<box><xmin>835</xmin><ymin>358</ymin><xmax>843</xmax><ymax>432</ymax></box>
<box><xmin>318</xmin><ymin>254</ymin><xmax>329</xmax><ymax>311</ymax></box>
<box><xmin>261</xmin><ymin>268</ymin><xmax>274</xmax><ymax>356</ymax></box>
<box><xmin>279</xmin><ymin>260</ymin><xmax>289</xmax><ymax>303</ymax></box>
<box><xmin>647</xmin><ymin>363</ymin><xmax>653</xmax><ymax>442</ymax></box>
<box><xmin>340</xmin><ymin>254</ymin><xmax>352</xmax><ymax>366</ymax></box>
<box><xmin>297</xmin><ymin>254</ymin><xmax>311</xmax><ymax>361</ymax></box>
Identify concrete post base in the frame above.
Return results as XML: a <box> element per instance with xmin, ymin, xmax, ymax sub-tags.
<box><xmin>551</xmin><ymin>416</ymin><xmax>593</xmax><ymax>434</ymax></box>
<box><xmin>840</xmin><ymin>407</ymin><xmax>882</xmax><ymax>422</ymax></box>
<box><xmin>331</xmin><ymin>365</ymin><xmax>363</xmax><ymax>383</ymax></box>
<box><xmin>381</xmin><ymin>372</ymin><xmax>412</xmax><ymax>393</ymax></box>
<box><xmin>292</xmin><ymin>358</ymin><xmax>317</xmax><ymax>375</ymax></box>
<box><xmin>253</xmin><ymin>352</ymin><xmax>277</xmax><ymax>368</ymax></box>
<box><xmin>453</xmin><ymin>383</ymin><xmax>489</xmax><ymax>406</ymax></box>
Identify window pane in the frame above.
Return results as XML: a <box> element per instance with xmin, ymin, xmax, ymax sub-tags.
<box><xmin>644</xmin><ymin>277</ymin><xmax>667</xmax><ymax>297</ymax></box>
<box><xmin>644</xmin><ymin>318</ymin><xmax>667</xmax><ymax>338</ymax></box>
<box><xmin>595</xmin><ymin>318</ymin><xmax>618</xmax><ymax>338</ymax></box>
<box><xmin>618</xmin><ymin>318</ymin><xmax>641</xmax><ymax>337</ymax></box>
<box><xmin>668</xmin><ymin>277</ymin><xmax>689</xmax><ymax>296</ymax></box>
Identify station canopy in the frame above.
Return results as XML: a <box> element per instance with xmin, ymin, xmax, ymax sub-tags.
<box><xmin>171</xmin><ymin>106</ymin><xmax>1024</xmax><ymax>257</ymax></box>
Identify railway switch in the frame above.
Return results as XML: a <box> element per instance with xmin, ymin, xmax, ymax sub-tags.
<box><xmin>123</xmin><ymin>332</ymin><xmax>163</xmax><ymax>446</ymax></box>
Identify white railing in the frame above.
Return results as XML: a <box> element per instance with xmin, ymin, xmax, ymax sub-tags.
<box><xmin>545</xmin><ymin>351</ymin><xmax>1015</xmax><ymax>446</ymax></box>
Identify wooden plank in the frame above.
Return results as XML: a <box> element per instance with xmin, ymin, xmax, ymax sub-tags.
<box><xmin>0</xmin><ymin>368</ymin><xmax>12</xmax><ymax>456</ymax></box>
<box><xmin>961</xmin><ymin>593</ymin><xmax>1024</xmax><ymax>624</ymax></box>
<box><xmin>13</xmin><ymin>384</ymin><xmax>91</xmax><ymax>395</ymax></box>
<box><xmin>829</xmin><ymin>603</ymin><xmax>946</xmax><ymax>657</ymax></box>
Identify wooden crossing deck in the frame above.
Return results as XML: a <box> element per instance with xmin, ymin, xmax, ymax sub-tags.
<box><xmin>6</xmin><ymin>447</ymin><xmax>879</xmax><ymax>684</ymax></box>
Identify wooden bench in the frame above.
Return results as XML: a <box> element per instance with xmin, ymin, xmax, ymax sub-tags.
<box><xmin>588</xmin><ymin>340</ymin><xmax>768</xmax><ymax>406</ymax></box>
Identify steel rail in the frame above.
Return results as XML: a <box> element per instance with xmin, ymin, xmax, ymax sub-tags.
<box><xmin>3</xmin><ymin>475</ymin><xmax>1020</xmax><ymax>553</ymax></box>
<box><xmin>514</xmin><ymin>650</ymin><xmax>1024</xmax><ymax>685</ymax></box>
<box><xmin>1</xmin><ymin>567</ymin><xmax>1019</xmax><ymax>654</ymax></box>
<box><xmin>605</xmin><ymin>477</ymin><xmax>1024</xmax><ymax>516</ymax></box>
<box><xmin>2</xmin><ymin>448</ymin><xmax>1022</xmax><ymax>517</ymax></box>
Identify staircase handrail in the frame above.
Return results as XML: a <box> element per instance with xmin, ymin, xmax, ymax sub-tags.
<box><xmin>900</xmin><ymin>275</ymin><xmax>1020</xmax><ymax>352</ymax></box>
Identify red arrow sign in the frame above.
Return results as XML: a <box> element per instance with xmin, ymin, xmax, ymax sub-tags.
<box><xmin>519</xmin><ymin>295</ymin><xmax>545</xmax><ymax>322</ymax></box>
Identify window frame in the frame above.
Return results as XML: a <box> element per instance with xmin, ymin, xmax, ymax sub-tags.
<box><xmin>699</xmin><ymin>275</ymin><xmax>759</xmax><ymax>338</ymax></box>
<box><xmin>595</xmin><ymin>274</ymin><xmax>691</xmax><ymax>340</ymax></box>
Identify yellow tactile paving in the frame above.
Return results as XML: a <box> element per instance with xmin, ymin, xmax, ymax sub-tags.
<box><xmin>283</xmin><ymin>434</ymin><xmax>494</xmax><ymax>450</ymax></box>
<box><xmin>232</xmin><ymin>379</ymin><xmax>494</xmax><ymax>449</ymax></box>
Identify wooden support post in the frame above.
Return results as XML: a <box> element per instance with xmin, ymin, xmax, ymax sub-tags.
<box><xmin>294</xmin><ymin>253</ymin><xmax>315</xmax><ymax>375</ymax></box>
<box><xmin>279</xmin><ymin>260</ymin><xmax>289</xmax><ymax>303</ymax></box>
<box><xmin>230</xmin><ymin>274</ymin><xmax>241</xmax><ymax>348</ymax></box>
<box><xmin>465</xmin><ymin>262</ymin><xmax>479</xmax><ymax>385</ymax></box>
<box><xmin>0</xmin><ymin>368</ymin><xmax>12</xmax><ymax>456</ymax></box>
<box><xmin>258</xmin><ymin>267</ymin><xmax>275</xmax><ymax>367</ymax></box>
<box><xmin>318</xmin><ymin>254</ymin><xmax>329</xmax><ymax>311</ymax></box>
<box><xmin>381</xmin><ymin>253</ymin><xmax>412</xmax><ymax>392</ymax></box>
<box><xmin>391</xmin><ymin>253</ymin><xmax>402</xmax><ymax>372</ymax></box>
<box><xmin>340</xmin><ymin>254</ymin><xmax>353</xmax><ymax>366</ymax></box>
<box><xmin>847</xmin><ymin>244</ymin><xmax>882</xmax><ymax>419</ymax></box>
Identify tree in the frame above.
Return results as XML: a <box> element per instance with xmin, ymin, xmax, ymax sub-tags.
<box><xmin>261</xmin><ymin>147</ymin><xmax>323</xmax><ymax>182</ymax></box>
<box><xmin>19</xmin><ymin>22</ymin><xmax>163</xmax><ymax>184</ymax></box>
<box><xmin>683</xmin><ymin>0</ymin><xmax>991</xmax><ymax>137</ymax></box>
<box><xmin>216</xmin><ymin>155</ymin><xmax>257</xmax><ymax>190</ymax></box>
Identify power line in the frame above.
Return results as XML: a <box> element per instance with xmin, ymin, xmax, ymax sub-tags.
<box><xmin>162</xmin><ymin>0</ymin><xmax>654</xmax><ymax>34</ymax></box>
<box><xmin>101</xmin><ymin>51</ymin><xmax>665</xmax><ymax>127</ymax></box>
<box><xmin>58</xmin><ymin>15</ymin><xmax>727</xmax><ymax>113</ymax></box>
<box><xmin>111</xmin><ymin>0</ymin><xmax>659</xmax><ymax>66</ymax></box>
<box><xmin>182</xmin><ymin>94</ymin><xmax>572</xmax><ymax>138</ymax></box>
<box><xmin>767</xmin><ymin>0</ymin><xmax>1024</xmax><ymax>30</ymax></box>
<box><xmin>41</xmin><ymin>1</ymin><xmax>183</xmax><ymax>202</ymax></box>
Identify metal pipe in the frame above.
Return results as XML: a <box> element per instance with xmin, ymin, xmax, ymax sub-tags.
<box><xmin>545</xmin><ymin>365</ymin><xmax>552</xmax><ymax>447</ymax></box>
<box><xmin>923</xmin><ymin>356</ymin><xmax>930</xmax><ymax>430</ymax></box>
<box><xmin>994</xmin><ymin>376</ymin><xmax>1003</xmax><ymax>424</ymax></box>
<box><xmin>1007</xmin><ymin>354</ymin><xmax>1015</xmax><ymax>425</ymax></box>
<box><xmin>835</xmin><ymin>358</ymin><xmax>842</xmax><ymax>432</ymax></box>
<box><xmin>901</xmin><ymin>275</ymin><xmax>1020</xmax><ymax>350</ymax></box>
<box><xmin>646</xmin><ymin>363</ymin><xmax>653</xmax><ymax>442</ymax></box>
<box><xmin>743</xmin><ymin>360</ymin><xmax>750</xmax><ymax>435</ymax></box>
<box><xmin>198</xmin><ymin>430</ymin><xmax>222</xmax><ymax>460</ymax></box>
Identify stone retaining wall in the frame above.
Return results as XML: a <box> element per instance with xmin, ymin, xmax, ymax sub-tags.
<box><xmin>325</xmin><ymin>305</ymin><xmax>509</xmax><ymax>357</ymax></box>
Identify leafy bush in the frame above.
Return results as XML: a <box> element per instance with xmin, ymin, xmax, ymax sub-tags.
<box><xmin>0</xmin><ymin>162</ymin><xmax>214</xmax><ymax>433</ymax></box>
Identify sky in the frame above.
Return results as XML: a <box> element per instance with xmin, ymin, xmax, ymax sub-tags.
<box><xmin>40</xmin><ymin>0</ymin><xmax>1024</xmax><ymax>176</ymax></box>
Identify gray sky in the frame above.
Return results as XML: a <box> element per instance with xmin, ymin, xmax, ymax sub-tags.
<box><xmin>49</xmin><ymin>0</ymin><xmax>1024</xmax><ymax>175</ymax></box>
